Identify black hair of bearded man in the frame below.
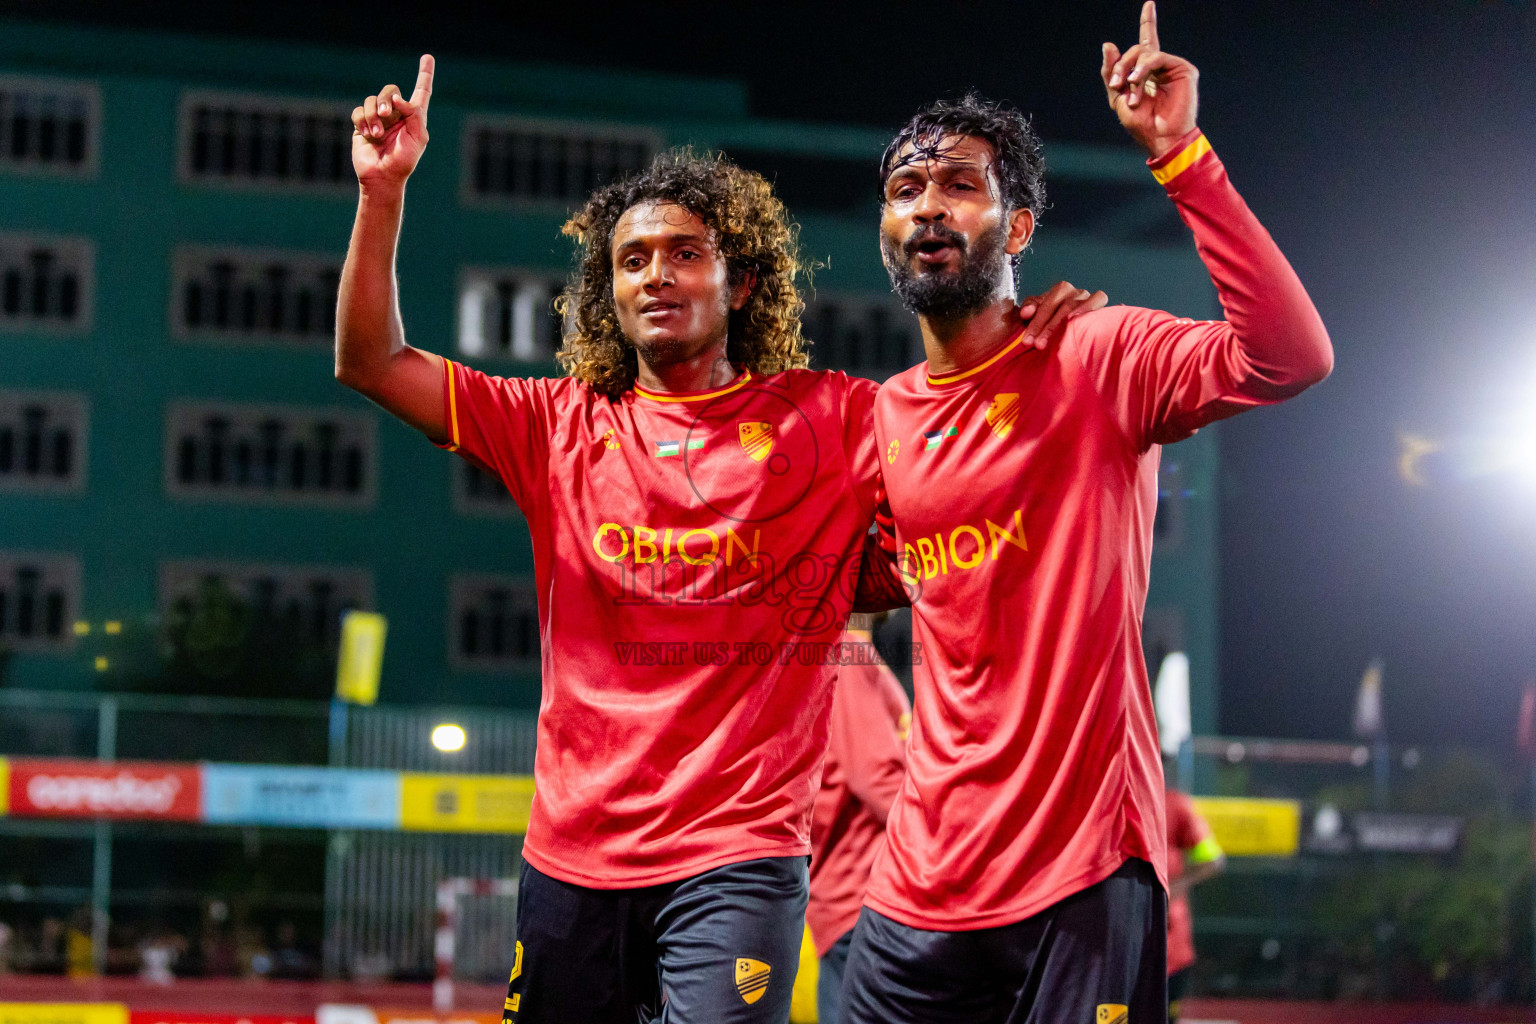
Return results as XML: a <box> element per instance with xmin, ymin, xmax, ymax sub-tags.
<box><xmin>879</xmin><ymin>91</ymin><xmax>1047</xmax><ymax>224</ymax></box>
<box><xmin>557</xmin><ymin>147</ymin><xmax>812</xmax><ymax>400</ymax></box>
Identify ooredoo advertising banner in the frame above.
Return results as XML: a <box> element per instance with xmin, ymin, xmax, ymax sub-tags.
<box><xmin>7</xmin><ymin>759</ymin><xmax>201</xmax><ymax>821</ymax></box>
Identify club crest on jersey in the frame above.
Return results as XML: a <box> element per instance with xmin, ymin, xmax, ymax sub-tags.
<box><xmin>887</xmin><ymin>439</ymin><xmax>900</xmax><ymax>463</ymax></box>
<box><xmin>654</xmin><ymin>438</ymin><xmax>705</xmax><ymax>458</ymax></box>
<box><xmin>1096</xmin><ymin>1005</ymin><xmax>1128</xmax><ymax>1024</ymax></box>
<box><xmin>735</xmin><ymin>958</ymin><xmax>772</xmax><ymax>1004</ymax></box>
<box><xmin>602</xmin><ymin>428</ymin><xmax>621</xmax><ymax>450</ymax></box>
<box><xmin>986</xmin><ymin>393</ymin><xmax>1020</xmax><ymax>439</ymax></box>
<box><xmin>738</xmin><ymin>421</ymin><xmax>774</xmax><ymax>462</ymax></box>
<box><xmin>923</xmin><ymin>426</ymin><xmax>959</xmax><ymax>451</ymax></box>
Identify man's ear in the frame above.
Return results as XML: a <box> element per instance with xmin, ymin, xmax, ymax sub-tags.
<box><xmin>1005</xmin><ymin>207</ymin><xmax>1035</xmax><ymax>257</ymax></box>
<box><xmin>730</xmin><ymin>268</ymin><xmax>758</xmax><ymax>311</ymax></box>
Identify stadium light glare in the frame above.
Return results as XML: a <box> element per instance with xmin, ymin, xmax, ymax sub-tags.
<box><xmin>431</xmin><ymin>723</ymin><xmax>467</xmax><ymax>753</ymax></box>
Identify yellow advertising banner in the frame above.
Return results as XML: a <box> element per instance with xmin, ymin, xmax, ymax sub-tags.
<box><xmin>0</xmin><ymin>757</ymin><xmax>9</xmax><ymax>815</ymax></box>
<box><xmin>400</xmin><ymin>773</ymin><xmax>535</xmax><ymax>834</ymax></box>
<box><xmin>0</xmin><ymin>1005</ymin><xmax>129</xmax><ymax>1024</ymax></box>
<box><xmin>1191</xmin><ymin>796</ymin><xmax>1301</xmax><ymax>857</ymax></box>
<box><xmin>335</xmin><ymin>610</ymin><xmax>387</xmax><ymax>706</ymax></box>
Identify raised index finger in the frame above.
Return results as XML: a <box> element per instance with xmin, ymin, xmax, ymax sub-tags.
<box><xmin>410</xmin><ymin>54</ymin><xmax>435</xmax><ymax>110</ymax></box>
<box><xmin>1139</xmin><ymin>0</ymin><xmax>1159</xmax><ymax>52</ymax></box>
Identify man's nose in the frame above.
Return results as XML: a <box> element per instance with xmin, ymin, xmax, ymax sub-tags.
<box><xmin>643</xmin><ymin>252</ymin><xmax>672</xmax><ymax>287</ymax></box>
<box><xmin>912</xmin><ymin>182</ymin><xmax>947</xmax><ymax>223</ymax></box>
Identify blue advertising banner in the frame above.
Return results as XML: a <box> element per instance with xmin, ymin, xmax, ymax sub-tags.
<box><xmin>201</xmin><ymin>764</ymin><xmax>401</xmax><ymax>829</ymax></box>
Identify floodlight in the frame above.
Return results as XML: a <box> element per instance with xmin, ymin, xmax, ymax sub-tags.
<box><xmin>431</xmin><ymin>723</ymin><xmax>467</xmax><ymax>752</ymax></box>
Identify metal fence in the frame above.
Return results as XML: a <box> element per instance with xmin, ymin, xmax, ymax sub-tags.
<box><xmin>324</xmin><ymin>701</ymin><xmax>536</xmax><ymax>979</ymax></box>
<box><xmin>0</xmin><ymin>688</ymin><xmax>539</xmax><ymax>981</ymax></box>
<box><xmin>1175</xmin><ymin>737</ymin><xmax>1535</xmax><ymax>1002</ymax></box>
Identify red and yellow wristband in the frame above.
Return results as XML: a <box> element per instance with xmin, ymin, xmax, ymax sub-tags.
<box><xmin>1148</xmin><ymin>128</ymin><xmax>1214</xmax><ymax>187</ymax></box>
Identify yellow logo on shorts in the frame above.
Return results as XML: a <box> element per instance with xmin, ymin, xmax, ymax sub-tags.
<box><xmin>1096</xmin><ymin>1005</ymin><xmax>1128</xmax><ymax>1024</ymax></box>
<box><xmin>735</xmin><ymin>957</ymin><xmax>772</xmax><ymax>1004</ymax></box>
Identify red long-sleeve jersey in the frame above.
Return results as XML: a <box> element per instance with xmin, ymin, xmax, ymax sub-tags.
<box><xmin>864</xmin><ymin>129</ymin><xmax>1332</xmax><ymax>930</ymax></box>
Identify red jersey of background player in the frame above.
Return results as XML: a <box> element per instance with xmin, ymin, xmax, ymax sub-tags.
<box><xmin>442</xmin><ymin>363</ymin><xmax>882</xmax><ymax>887</ymax></box>
<box><xmin>807</xmin><ymin>628</ymin><xmax>911</xmax><ymax>955</ymax></box>
<box><xmin>1165</xmin><ymin>787</ymin><xmax>1220</xmax><ymax>975</ymax></box>
<box><xmin>865</xmin><ymin>131</ymin><xmax>1332</xmax><ymax>930</ymax></box>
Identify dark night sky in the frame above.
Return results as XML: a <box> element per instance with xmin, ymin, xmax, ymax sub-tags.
<box><xmin>9</xmin><ymin>0</ymin><xmax>1535</xmax><ymax>749</ymax></box>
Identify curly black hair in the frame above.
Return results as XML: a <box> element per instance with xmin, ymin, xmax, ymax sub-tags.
<box><xmin>557</xmin><ymin>147</ymin><xmax>810</xmax><ymax>399</ymax></box>
<box><xmin>879</xmin><ymin>92</ymin><xmax>1047</xmax><ymax>223</ymax></box>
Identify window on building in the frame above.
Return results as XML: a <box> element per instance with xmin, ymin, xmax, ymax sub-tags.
<box><xmin>0</xmin><ymin>76</ymin><xmax>99</xmax><ymax>176</ymax></box>
<box><xmin>173</xmin><ymin>246</ymin><xmax>342</xmax><ymax>344</ymax></box>
<box><xmin>461</xmin><ymin>116</ymin><xmax>656</xmax><ymax>205</ymax></box>
<box><xmin>0</xmin><ymin>551</ymin><xmax>80</xmax><ymax>652</ymax></box>
<box><xmin>724</xmin><ymin>148</ymin><xmax>874</xmax><ymax>215</ymax></box>
<box><xmin>454</xmin><ymin>461</ymin><xmax>521</xmax><ymax>519</ymax></box>
<box><xmin>165</xmin><ymin>402</ymin><xmax>376</xmax><ymax>507</ymax></box>
<box><xmin>0</xmin><ymin>234</ymin><xmax>94</xmax><ymax>333</ymax></box>
<box><xmin>803</xmin><ymin>293</ymin><xmax>918</xmax><ymax>374</ymax></box>
<box><xmin>159</xmin><ymin>561</ymin><xmax>372</xmax><ymax>646</ymax></box>
<box><xmin>456</xmin><ymin>269</ymin><xmax>565</xmax><ymax>361</ymax></box>
<box><xmin>0</xmin><ymin>390</ymin><xmax>87</xmax><ymax>493</ymax></box>
<box><xmin>179</xmin><ymin>91</ymin><xmax>355</xmax><ymax>192</ymax></box>
<box><xmin>450</xmin><ymin>575</ymin><xmax>539</xmax><ymax>670</ymax></box>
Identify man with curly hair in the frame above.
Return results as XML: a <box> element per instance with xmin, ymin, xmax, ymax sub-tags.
<box><xmin>840</xmin><ymin>5</ymin><xmax>1332</xmax><ymax>1022</ymax></box>
<box><xmin>335</xmin><ymin>57</ymin><xmax>1099</xmax><ymax>1024</ymax></box>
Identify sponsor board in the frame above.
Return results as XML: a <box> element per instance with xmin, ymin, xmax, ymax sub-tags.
<box><xmin>1305</xmin><ymin>806</ymin><xmax>1464</xmax><ymax>855</ymax></box>
<box><xmin>130</xmin><ymin>1013</ymin><xmax>311</xmax><ymax>1024</ymax></box>
<box><xmin>400</xmin><ymin>774</ymin><xmax>534</xmax><ymax>834</ymax></box>
<box><xmin>201</xmin><ymin>764</ymin><xmax>400</xmax><ymax>829</ymax></box>
<box><xmin>8</xmin><ymin>759</ymin><xmax>200</xmax><ymax>821</ymax></box>
<box><xmin>316</xmin><ymin>1008</ymin><xmax>499</xmax><ymax>1024</ymax></box>
<box><xmin>0</xmin><ymin>1004</ymin><xmax>128</xmax><ymax>1024</ymax></box>
<box><xmin>0</xmin><ymin>757</ymin><xmax>9</xmax><ymax>815</ymax></box>
<box><xmin>1191</xmin><ymin>796</ymin><xmax>1301</xmax><ymax>857</ymax></box>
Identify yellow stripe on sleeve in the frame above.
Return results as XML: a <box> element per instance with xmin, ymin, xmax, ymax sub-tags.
<box><xmin>445</xmin><ymin>358</ymin><xmax>462</xmax><ymax>451</ymax></box>
<box><xmin>1150</xmin><ymin>133</ymin><xmax>1213</xmax><ymax>186</ymax></box>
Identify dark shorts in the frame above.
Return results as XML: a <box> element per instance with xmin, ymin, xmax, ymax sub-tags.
<box><xmin>504</xmin><ymin>855</ymin><xmax>808</xmax><ymax>1024</ymax></box>
<box><xmin>840</xmin><ymin>858</ymin><xmax>1168</xmax><ymax>1024</ymax></box>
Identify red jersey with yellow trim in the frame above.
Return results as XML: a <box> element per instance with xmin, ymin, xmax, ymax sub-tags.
<box><xmin>864</xmin><ymin>130</ymin><xmax>1332</xmax><ymax>930</ymax></box>
<box><xmin>440</xmin><ymin>364</ymin><xmax>882</xmax><ymax>887</ymax></box>
<box><xmin>807</xmin><ymin>631</ymin><xmax>910</xmax><ymax>955</ymax></box>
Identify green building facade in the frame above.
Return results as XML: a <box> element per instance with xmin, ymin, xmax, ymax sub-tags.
<box><xmin>0</xmin><ymin>21</ymin><xmax>1219</xmax><ymax>732</ymax></box>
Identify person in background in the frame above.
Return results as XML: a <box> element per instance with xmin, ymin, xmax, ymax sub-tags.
<box><xmin>1165</xmin><ymin>785</ymin><xmax>1225</xmax><ymax>1022</ymax></box>
<box><xmin>64</xmin><ymin>905</ymin><xmax>94</xmax><ymax>978</ymax></box>
<box><xmin>808</xmin><ymin>612</ymin><xmax>911</xmax><ymax>1024</ymax></box>
<box><xmin>138</xmin><ymin>923</ymin><xmax>183</xmax><ymax>985</ymax></box>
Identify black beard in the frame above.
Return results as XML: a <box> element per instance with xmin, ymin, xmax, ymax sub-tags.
<box><xmin>882</xmin><ymin>222</ymin><xmax>1009</xmax><ymax>319</ymax></box>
